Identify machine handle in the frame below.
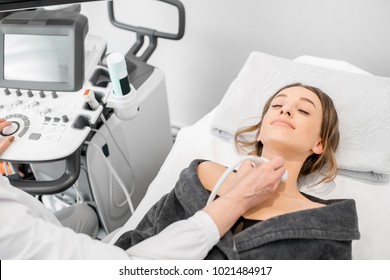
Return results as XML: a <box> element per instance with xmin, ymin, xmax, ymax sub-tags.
<box><xmin>107</xmin><ymin>0</ymin><xmax>185</xmax><ymax>61</ymax></box>
<box><xmin>8</xmin><ymin>148</ymin><xmax>81</xmax><ymax>195</ymax></box>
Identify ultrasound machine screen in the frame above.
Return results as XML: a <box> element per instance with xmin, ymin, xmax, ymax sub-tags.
<box><xmin>4</xmin><ymin>34</ymin><xmax>69</xmax><ymax>83</ymax></box>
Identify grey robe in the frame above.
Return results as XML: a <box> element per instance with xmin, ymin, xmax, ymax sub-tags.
<box><xmin>115</xmin><ymin>160</ymin><xmax>360</xmax><ymax>259</ymax></box>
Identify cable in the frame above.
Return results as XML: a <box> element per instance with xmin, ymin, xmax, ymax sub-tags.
<box><xmin>3</xmin><ymin>162</ymin><xmax>9</xmax><ymax>176</ymax></box>
<box><xmin>9</xmin><ymin>162</ymin><xmax>17</xmax><ymax>175</ymax></box>
<box><xmin>91</xmin><ymin>129</ymin><xmax>135</xmax><ymax>207</ymax></box>
<box><xmin>73</xmin><ymin>180</ymin><xmax>84</xmax><ymax>204</ymax></box>
<box><xmin>95</xmin><ymin>114</ymin><xmax>138</xmax><ymax>204</ymax></box>
<box><xmin>91</xmin><ymin>129</ymin><xmax>127</xmax><ymax>207</ymax></box>
<box><xmin>99</xmin><ymin>114</ymin><xmax>137</xmax><ymax>182</ymax></box>
<box><xmin>85</xmin><ymin>141</ymin><xmax>135</xmax><ymax>214</ymax></box>
<box><xmin>86</xmin><ymin>140</ymin><xmax>135</xmax><ymax>213</ymax></box>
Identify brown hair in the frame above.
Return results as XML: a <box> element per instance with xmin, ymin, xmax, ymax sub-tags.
<box><xmin>234</xmin><ymin>83</ymin><xmax>340</xmax><ymax>184</ymax></box>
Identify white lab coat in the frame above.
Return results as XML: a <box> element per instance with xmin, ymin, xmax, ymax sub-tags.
<box><xmin>0</xmin><ymin>174</ymin><xmax>219</xmax><ymax>259</ymax></box>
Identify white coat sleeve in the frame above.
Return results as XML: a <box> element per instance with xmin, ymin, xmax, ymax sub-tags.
<box><xmin>0</xmin><ymin>175</ymin><xmax>129</xmax><ymax>259</ymax></box>
<box><xmin>126</xmin><ymin>211</ymin><xmax>220</xmax><ymax>259</ymax></box>
<box><xmin>0</xmin><ymin>174</ymin><xmax>220</xmax><ymax>259</ymax></box>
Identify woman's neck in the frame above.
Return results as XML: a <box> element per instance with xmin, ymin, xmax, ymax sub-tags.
<box><xmin>242</xmin><ymin>151</ymin><xmax>321</xmax><ymax>220</ymax></box>
<box><xmin>259</xmin><ymin>149</ymin><xmax>307</xmax><ymax>198</ymax></box>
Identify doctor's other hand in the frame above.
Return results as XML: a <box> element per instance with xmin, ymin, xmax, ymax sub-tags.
<box><xmin>226</xmin><ymin>156</ymin><xmax>286</xmax><ymax>212</ymax></box>
<box><xmin>0</xmin><ymin>119</ymin><xmax>15</xmax><ymax>155</ymax></box>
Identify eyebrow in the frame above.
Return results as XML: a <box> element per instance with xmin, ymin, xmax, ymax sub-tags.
<box><xmin>274</xmin><ymin>93</ymin><xmax>317</xmax><ymax>109</ymax></box>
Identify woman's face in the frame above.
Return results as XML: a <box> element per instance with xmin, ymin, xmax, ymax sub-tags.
<box><xmin>258</xmin><ymin>86</ymin><xmax>324</xmax><ymax>159</ymax></box>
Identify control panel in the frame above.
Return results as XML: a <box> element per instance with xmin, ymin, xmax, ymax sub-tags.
<box><xmin>0</xmin><ymin>34</ymin><xmax>111</xmax><ymax>162</ymax></box>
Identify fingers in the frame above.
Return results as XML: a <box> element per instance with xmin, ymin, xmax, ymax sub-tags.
<box><xmin>0</xmin><ymin>119</ymin><xmax>12</xmax><ymax>131</ymax></box>
<box><xmin>237</xmin><ymin>161</ymin><xmax>253</xmax><ymax>173</ymax></box>
<box><xmin>238</xmin><ymin>156</ymin><xmax>285</xmax><ymax>177</ymax></box>
<box><xmin>267</xmin><ymin>156</ymin><xmax>285</xmax><ymax>171</ymax></box>
<box><xmin>0</xmin><ymin>119</ymin><xmax>15</xmax><ymax>155</ymax></box>
<box><xmin>267</xmin><ymin>156</ymin><xmax>286</xmax><ymax>181</ymax></box>
<box><xmin>0</xmin><ymin>136</ymin><xmax>15</xmax><ymax>155</ymax></box>
<box><xmin>273</xmin><ymin>164</ymin><xmax>287</xmax><ymax>181</ymax></box>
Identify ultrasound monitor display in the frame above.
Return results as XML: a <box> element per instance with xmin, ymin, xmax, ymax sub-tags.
<box><xmin>4</xmin><ymin>34</ymin><xmax>69</xmax><ymax>83</ymax></box>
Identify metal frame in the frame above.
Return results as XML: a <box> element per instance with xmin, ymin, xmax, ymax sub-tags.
<box><xmin>108</xmin><ymin>0</ymin><xmax>185</xmax><ymax>62</ymax></box>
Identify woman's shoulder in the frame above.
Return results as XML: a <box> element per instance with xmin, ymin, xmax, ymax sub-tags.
<box><xmin>197</xmin><ymin>161</ymin><xmax>235</xmax><ymax>195</ymax></box>
<box><xmin>198</xmin><ymin>161</ymin><xmax>227</xmax><ymax>173</ymax></box>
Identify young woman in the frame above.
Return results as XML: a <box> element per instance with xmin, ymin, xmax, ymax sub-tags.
<box><xmin>115</xmin><ymin>83</ymin><xmax>360</xmax><ymax>259</ymax></box>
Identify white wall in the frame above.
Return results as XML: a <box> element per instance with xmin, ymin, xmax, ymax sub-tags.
<box><xmin>81</xmin><ymin>0</ymin><xmax>390</xmax><ymax>127</ymax></box>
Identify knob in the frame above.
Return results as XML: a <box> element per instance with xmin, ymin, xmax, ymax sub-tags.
<box><xmin>16</xmin><ymin>89</ymin><xmax>22</xmax><ymax>96</ymax></box>
<box><xmin>4</xmin><ymin>88</ymin><xmax>11</xmax><ymax>95</ymax></box>
<box><xmin>0</xmin><ymin>121</ymin><xmax>19</xmax><ymax>136</ymax></box>
<box><xmin>39</xmin><ymin>91</ymin><xmax>46</xmax><ymax>98</ymax></box>
<box><xmin>41</xmin><ymin>107</ymin><xmax>51</xmax><ymax>115</ymax></box>
<box><xmin>27</xmin><ymin>90</ymin><xmax>34</xmax><ymax>98</ymax></box>
<box><xmin>62</xmin><ymin>115</ymin><xmax>69</xmax><ymax>123</ymax></box>
<box><xmin>51</xmin><ymin>91</ymin><xmax>58</xmax><ymax>99</ymax></box>
<box><xmin>28</xmin><ymin>101</ymin><xmax>39</xmax><ymax>108</ymax></box>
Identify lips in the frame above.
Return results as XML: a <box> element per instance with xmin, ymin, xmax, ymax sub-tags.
<box><xmin>272</xmin><ymin>119</ymin><xmax>295</xmax><ymax>129</ymax></box>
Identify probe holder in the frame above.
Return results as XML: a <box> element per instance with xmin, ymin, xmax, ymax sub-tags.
<box><xmin>106</xmin><ymin>84</ymin><xmax>139</xmax><ymax>120</ymax></box>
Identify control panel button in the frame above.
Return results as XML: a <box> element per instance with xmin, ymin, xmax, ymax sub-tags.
<box><xmin>0</xmin><ymin>121</ymin><xmax>20</xmax><ymax>136</ymax></box>
<box><xmin>28</xmin><ymin>133</ymin><xmax>41</xmax><ymax>140</ymax></box>
<box><xmin>41</xmin><ymin>107</ymin><xmax>51</xmax><ymax>115</ymax></box>
<box><xmin>62</xmin><ymin>115</ymin><xmax>69</xmax><ymax>123</ymax></box>
<box><xmin>12</xmin><ymin>99</ymin><xmax>23</xmax><ymax>107</ymax></box>
<box><xmin>28</xmin><ymin>101</ymin><xmax>39</xmax><ymax>108</ymax></box>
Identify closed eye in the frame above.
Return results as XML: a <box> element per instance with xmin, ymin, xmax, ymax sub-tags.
<box><xmin>298</xmin><ymin>109</ymin><xmax>309</xmax><ymax>115</ymax></box>
<box><xmin>271</xmin><ymin>104</ymin><xmax>282</xmax><ymax>108</ymax></box>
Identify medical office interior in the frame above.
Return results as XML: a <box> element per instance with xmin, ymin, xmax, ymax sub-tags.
<box><xmin>1</xmin><ymin>0</ymin><xmax>390</xmax><ymax>260</ymax></box>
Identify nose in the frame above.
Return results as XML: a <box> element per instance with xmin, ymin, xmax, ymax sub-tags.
<box><xmin>280</xmin><ymin>105</ymin><xmax>292</xmax><ymax>117</ymax></box>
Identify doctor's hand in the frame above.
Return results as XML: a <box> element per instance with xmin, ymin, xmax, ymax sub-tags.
<box><xmin>203</xmin><ymin>156</ymin><xmax>286</xmax><ymax>237</ymax></box>
<box><xmin>227</xmin><ymin>156</ymin><xmax>286</xmax><ymax>210</ymax></box>
<box><xmin>0</xmin><ymin>119</ymin><xmax>15</xmax><ymax>155</ymax></box>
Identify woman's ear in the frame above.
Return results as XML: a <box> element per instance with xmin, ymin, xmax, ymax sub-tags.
<box><xmin>312</xmin><ymin>140</ymin><xmax>324</xmax><ymax>155</ymax></box>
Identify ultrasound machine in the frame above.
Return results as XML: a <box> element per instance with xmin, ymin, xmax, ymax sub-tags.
<box><xmin>0</xmin><ymin>0</ymin><xmax>185</xmax><ymax>235</ymax></box>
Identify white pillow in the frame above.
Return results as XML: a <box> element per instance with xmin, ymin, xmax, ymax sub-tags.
<box><xmin>210</xmin><ymin>51</ymin><xmax>390</xmax><ymax>182</ymax></box>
